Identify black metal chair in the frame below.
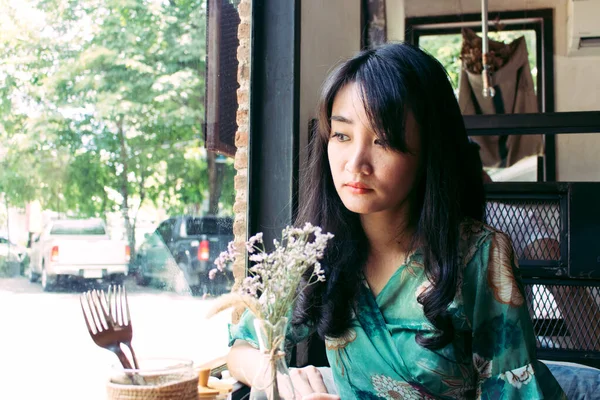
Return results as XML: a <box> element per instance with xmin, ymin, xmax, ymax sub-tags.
<box><xmin>485</xmin><ymin>182</ymin><xmax>600</xmax><ymax>368</ymax></box>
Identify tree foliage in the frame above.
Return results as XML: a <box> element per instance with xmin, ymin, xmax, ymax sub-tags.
<box><xmin>0</xmin><ymin>0</ymin><xmax>235</xmax><ymax>249</ymax></box>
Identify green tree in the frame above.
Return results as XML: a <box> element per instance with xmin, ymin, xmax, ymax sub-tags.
<box><xmin>0</xmin><ymin>0</ymin><xmax>235</xmax><ymax>256</ymax></box>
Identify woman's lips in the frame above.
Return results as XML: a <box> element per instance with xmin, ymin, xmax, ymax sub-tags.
<box><xmin>344</xmin><ymin>182</ymin><xmax>373</xmax><ymax>194</ymax></box>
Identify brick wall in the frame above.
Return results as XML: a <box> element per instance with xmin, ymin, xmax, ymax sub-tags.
<box><xmin>231</xmin><ymin>0</ymin><xmax>251</xmax><ymax>320</ymax></box>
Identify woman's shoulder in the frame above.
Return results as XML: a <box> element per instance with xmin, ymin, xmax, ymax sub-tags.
<box><xmin>459</xmin><ymin>217</ymin><xmax>500</xmax><ymax>239</ymax></box>
<box><xmin>458</xmin><ymin>217</ymin><xmax>510</xmax><ymax>266</ymax></box>
<box><xmin>457</xmin><ymin>218</ymin><xmax>527</xmax><ymax>317</ymax></box>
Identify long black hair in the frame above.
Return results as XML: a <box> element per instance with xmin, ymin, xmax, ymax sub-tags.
<box><xmin>293</xmin><ymin>43</ymin><xmax>485</xmax><ymax>350</ymax></box>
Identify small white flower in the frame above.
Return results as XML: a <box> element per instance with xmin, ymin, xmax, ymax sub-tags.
<box><xmin>218</xmin><ymin>224</ymin><xmax>334</xmax><ymax>324</ymax></box>
<box><xmin>214</xmin><ymin>251</ymin><xmax>231</xmax><ymax>271</ymax></box>
<box><xmin>227</xmin><ymin>241</ymin><xmax>236</xmax><ymax>254</ymax></box>
<box><xmin>249</xmin><ymin>254</ymin><xmax>265</xmax><ymax>262</ymax></box>
<box><xmin>245</xmin><ymin>232</ymin><xmax>264</xmax><ymax>253</ymax></box>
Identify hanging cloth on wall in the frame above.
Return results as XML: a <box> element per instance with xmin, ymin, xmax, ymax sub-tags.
<box><xmin>458</xmin><ymin>28</ymin><xmax>543</xmax><ymax>168</ymax></box>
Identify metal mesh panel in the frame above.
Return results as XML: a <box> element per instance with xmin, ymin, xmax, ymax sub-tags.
<box><xmin>525</xmin><ymin>284</ymin><xmax>600</xmax><ymax>352</ymax></box>
<box><xmin>485</xmin><ymin>200</ymin><xmax>561</xmax><ymax>260</ymax></box>
<box><xmin>484</xmin><ymin>186</ymin><xmax>600</xmax><ymax>364</ymax></box>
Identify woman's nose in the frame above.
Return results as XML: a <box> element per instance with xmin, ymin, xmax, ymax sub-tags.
<box><xmin>344</xmin><ymin>147</ymin><xmax>372</xmax><ymax>175</ymax></box>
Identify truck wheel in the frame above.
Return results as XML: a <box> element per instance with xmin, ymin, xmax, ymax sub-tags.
<box><xmin>135</xmin><ymin>259</ymin><xmax>150</xmax><ymax>286</ymax></box>
<box><xmin>110</xmin><ymin>274</ymin><xmax>125</xmax><ymax>286</ymax></box>
<box><xmin>27</xmin><ymin>266</ymin><xmax>40</xmax><ymax>283</ymax></box>
<box><xmin>41</xmin><ymin>266</ymin><xmax>57</xmax><ymax>292</ymax></box>
<box><xmin>192</xmin><ymin>286</ymin><xmax>203</xmax><ymax>296</ymax></box>
<box><xmin>213</xmin><ymin>270</ymin><xmax>234</xmax><ymax>295</ymax></box>
<box><xmin>135</xmin><ymin>272</ymin><xmax>150</xmax><ymax>286</ymax></box>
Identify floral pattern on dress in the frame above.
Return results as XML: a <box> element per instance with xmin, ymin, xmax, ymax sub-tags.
<box><xmin>371</xmin><ymin>374</ymin><xmax>435</xmax><ymax>400</ymax></box>
<box><xmin>473</xmin><ymin>353</ymin><xmax>492</xmax><ymax>379</ymax></box>
<box><xmin>325</xmin><ymin>328</ymin><xmax>357</xmax><ymax>350</ymax></box>
<box><xmin>415</xmin><ymin>280</ymin><xmax>432</xmax><ymax>300</ymax></box>
<box><xmin>459</xmin><ymin>218</ymin><xmax>486</xmax><ymax>266</ymax></box>
<box><xmin>400</xmin><ymin>263</ymin><xmax>420</xmax><ymax>282</ymax></box>
<box><xmin>500</xmin><ymin>364</ymin><xmax>535</xmax><ymax>389</ymax></box>
<box><xmin>326</xmin><ymin>328</ymin><xmax>357</xmax><ymax>378</ymax></box>
<box><xmin>473</xmin><ymin>353</ymin><xmax>493</xmax><ymax>399</ymax></box>
<box><xmin>487</xmin><ymin>232</ymin><xmax>524</xmax><ymax>307</ymax></box>
<box><xmin>417</xmin><ymin>360</ymin><xmax>476</xmax><ymax>399</ymax></box>
<box><xmin>455</xmin><ymin>265</ymin><xmax>465</xmax><ymax>302</ymax></box>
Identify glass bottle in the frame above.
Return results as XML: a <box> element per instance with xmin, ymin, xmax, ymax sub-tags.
<box><xmin>250</xmin><ymin>317</ymin><xmax>296</xmax><ymax>400</ymax></box>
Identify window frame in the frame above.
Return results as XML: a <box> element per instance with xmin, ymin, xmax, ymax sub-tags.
<box><xmin>156</xmin><ymin>219</ymin><xmax>174</xmax><ymax>243</ymax></box>
<box><xmin>405</xmin><ymin>9</ymin><xmax>556</xmax><ymax>181</ymax></box>
<box><xmin>247</xmin><ymin>0</ymin><xmax>301</xmax><ymax>246</ymax></box>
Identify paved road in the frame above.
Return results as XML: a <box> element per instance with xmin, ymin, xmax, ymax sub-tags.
<box><xmin>0</xmin><ymin>277</ymin><xmax>232</xmax><ymax>400</ymax></box>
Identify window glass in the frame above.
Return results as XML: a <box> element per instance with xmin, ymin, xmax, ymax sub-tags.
<box><xmin>420</xmin><ymin>30</ymin><xmax>537</xmax><ymax>94</ymax></box>
<box><xmin>420</xmin><ymin>29</ymin><xmax>539</xmax><ymax>182</ymax></box>
<box><xmin>50</xmin><ymin>220</ymin><xmax>107</xmax><ymax>235</ymax></box>
<box><xmin>156</xmin><ymin>220</ymin><xmax>174</xmax><ymax>242</ymax></box>
<box><xmin>0</xmin><ymin>0</ymin><xmax>244</xmax><ymax>398</ymax></box>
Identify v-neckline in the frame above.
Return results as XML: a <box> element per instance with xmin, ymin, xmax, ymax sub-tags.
<box><xmin>364</xmin><ymin>249</ymin><xmax>422</xmax><ymax>303</ymax></box>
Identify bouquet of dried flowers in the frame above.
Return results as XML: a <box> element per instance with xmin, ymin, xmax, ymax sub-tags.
<box><xmin>206</xmin><ymin>223</ymin><xmax>334</xmax><ymax>400</ymax></box>
<box><xmin>207</xmin><ymin>222</ymin><xmax>333</xmax><ymax>324</ymax></box>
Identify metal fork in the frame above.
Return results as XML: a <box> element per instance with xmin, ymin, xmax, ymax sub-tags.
<box><xmin>107</xmin><ymin>285</ymin><xmax>140</xmax><ymax>370</ymax></box>
<box><xmin>80</xmin><ymin>290</ymin><xmax>134</xmax><ymax>372</ymax></box>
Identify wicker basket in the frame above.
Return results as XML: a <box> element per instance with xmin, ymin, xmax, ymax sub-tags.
<box><xmin>106</xmin><ymin>374</ymin><xmax>199</xmax><ymax>400</ymax></box>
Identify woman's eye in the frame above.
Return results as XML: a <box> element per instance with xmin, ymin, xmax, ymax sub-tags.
<box><xmin>331</xmin><ymin>132</ymin><xmax>349</xmax><ymax>142</ymax></box>
<box><xmin>374</xmin><ymin>138</ymin><xmax>386</xmax><ymax>147</ymax></box>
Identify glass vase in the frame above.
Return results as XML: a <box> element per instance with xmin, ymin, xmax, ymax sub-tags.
<box><xmin>250</xmin><ymin>317</ymin><xmax>296</xmax><ymax>400</ymax></box>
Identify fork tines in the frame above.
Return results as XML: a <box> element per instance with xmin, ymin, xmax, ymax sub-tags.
<box><xmin>80</xmin><ymin>289</ymin><xmax>109</xmax><ymax>334</ymax></box>
<box><xmin>108</xmin><ymin>285</ymin><xmax>131</xmax><ymax>327</ymax></box>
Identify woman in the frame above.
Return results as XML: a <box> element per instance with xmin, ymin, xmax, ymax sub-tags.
<box><xmin>227</xmin><ymin>43</ymin><xmax>566</xmax><ymax>399</ymax></box>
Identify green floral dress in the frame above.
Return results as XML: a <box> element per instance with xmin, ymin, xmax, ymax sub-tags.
<box><xmin>229</xmin><ymin>220</ymin><xmax>567</xmax><ymax>399</ymax></box>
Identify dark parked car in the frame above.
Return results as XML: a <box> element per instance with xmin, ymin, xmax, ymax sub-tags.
<box><xmin>133</xmin><ymin>215</ymin><xmax>234</xmax><ymax>295</ymax></box>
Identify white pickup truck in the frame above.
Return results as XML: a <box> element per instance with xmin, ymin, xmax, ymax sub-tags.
<box><xmin>28</xmin><ymin>219</ymin><xmax>130</xmax><ymax>291</ymax></box>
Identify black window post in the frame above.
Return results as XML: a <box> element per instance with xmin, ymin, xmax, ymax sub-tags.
<box><xmin>248</xmin><ymin>0</ymin><xmax>301</xmax><ymax>247</ymax></box>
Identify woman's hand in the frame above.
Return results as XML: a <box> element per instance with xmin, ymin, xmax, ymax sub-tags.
<box><xmin>300</xmin><ymin>395</ymin><xmax>340</xmax><ymax>400</ymax></box>
<box><xmin>278</xmin><ymin>366</ymin><xmax>340</xmax><ymax>400</ymax></box>
<box><xmin>228</xmin><ymin>343</ymin><xmax>338</xmax><ymax>399</ymax></box>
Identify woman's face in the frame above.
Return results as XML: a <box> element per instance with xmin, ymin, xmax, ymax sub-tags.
<box><xmin>327</xmin><ymin>82</ymin><xmax>421</xmax><ymax>217</ymax></box>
